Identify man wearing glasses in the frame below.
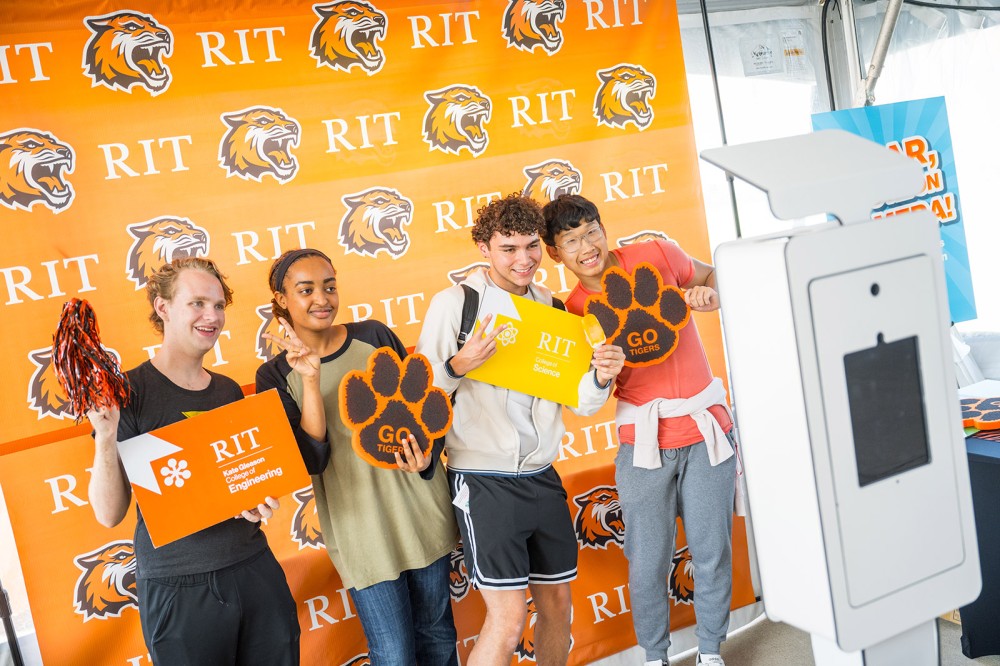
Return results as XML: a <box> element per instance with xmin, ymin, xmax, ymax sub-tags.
<box><xmin>541</xmin><ymin>195</ymin><xmax>737</xmax><ymax>666</ymax></box>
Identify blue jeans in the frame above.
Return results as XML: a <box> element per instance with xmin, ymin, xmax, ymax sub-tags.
<box><xmin>349</xmin><ymin>554</ymin><xmax>458</xmax><ymax>665</ymax></box>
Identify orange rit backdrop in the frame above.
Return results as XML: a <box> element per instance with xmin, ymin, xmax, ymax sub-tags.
<box><xmin>0</xmin><ymin>1</ymin><xmax>754</xmax><ymax>663</ymax></box>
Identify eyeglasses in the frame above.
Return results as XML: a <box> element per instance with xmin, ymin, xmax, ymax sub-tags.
<box><xmin>555</xmin><ymin>226</ymin><xmax>604</xmax><ymax>254</ymax></box>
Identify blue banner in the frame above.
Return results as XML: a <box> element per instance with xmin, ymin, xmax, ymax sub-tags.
<box><xmin>813</xmin><ymin>96</ymin><xmax>976</xmax><ymax>323</ymax></box>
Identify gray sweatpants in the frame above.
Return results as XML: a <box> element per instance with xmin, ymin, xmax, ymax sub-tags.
<box><xmin>615</xmin><ymin>437</ymin><xmax>737</xmax><ymax>661</ymax></box>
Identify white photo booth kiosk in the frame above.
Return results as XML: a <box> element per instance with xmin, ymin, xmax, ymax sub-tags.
<box><xmin>703</xmin><ymin>130</ymin><xmax>981</xmax><ymax>665</ymax></box>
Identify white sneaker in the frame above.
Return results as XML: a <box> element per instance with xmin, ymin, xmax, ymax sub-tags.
<box><xmin>696</xmin><ymin>653</ymin><xmax>725</xmax><ymax>666</ymax></box>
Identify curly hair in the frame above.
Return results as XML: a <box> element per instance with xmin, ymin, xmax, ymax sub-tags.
<box><xmin>471</xmin><ymin>192</ymin><xmax>544</xmax><ymax>245</ymax></box>
<box><xmin>146</xmin><ymin>257</ymin><xmax>234</xmax><ymax>334</ymax></box>
<box><xmin>267</xmin><ymin>248</ymin><xmax>335</xmax><ymax>327</ymax></box>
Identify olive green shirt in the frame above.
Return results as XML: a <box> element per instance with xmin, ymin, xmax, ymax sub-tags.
<box><xmin>256</xmin><ymin>320</ymin><xmax>457</xmax><ymax>589</ymax></box>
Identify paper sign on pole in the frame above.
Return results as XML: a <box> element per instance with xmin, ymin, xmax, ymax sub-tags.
<box><xmin>117</xmin><ymin>389</ymin><xmax>310</xmax><ymax>547</ymax></box>
<box><xmin>467</xmin><ymin>287</ymin><xmax>595</xmax><ymax>407</ymax></box>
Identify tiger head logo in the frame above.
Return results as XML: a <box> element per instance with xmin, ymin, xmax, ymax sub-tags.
<box><xmin>82</xmin><ymin>11</ymin><xmax>173</xmax><ymax>95</ymax></box>
<box><xmin>617</xmin><ymin>230</ymin><xmax>673</xmax><ymax>247</ymax></box>
<box><xmin>0</xmin><ymin>129</ymin><xmax>75</xmax><ymax>213</ymax></box>
<box><xmin>449</xmin><ymin>542</ymin><xmax>470</xmax><ymax>601</ymax></box>
<box><xmin>339</xmin><ymin>187</ymin><xmax>413</xmax><ymax>259</ymax></box>
<box><xmin>74</xmin><ymin>541</ymin><xmax>138</xmax><ymax>621</ymax></box>
<box><xmin>290</xmin><ymin>486</ymin><xmax>325</xmax><ymax>549</ymax></box>
<box><xmin>516</xmin><ymin>596</ymin><xmax>574</xmax><ymax>661</ymax></box>
<box><xmin>668</xmin><ymin>546</ymin><xmax>695</xmax><ymax>605</ymax></box>
<box><xmin>573</xmin><ymin>485</ymin><xmax>624</xmax><ymax>550</ymax></box>
<box><xmin>219</xmin><ymin>107</ymin><xmax>301</xmax><ymax>183</ymax></box>
<box><xmin>125</xmin><ymin>217</ymin><xmax>210</xmax><ymax>289</ymax></box>
<box><xmin>255</xmin><ymin>304</ymin><xmax>289</xmax><ymax>362</ymax></box>
<box><xmin>448</xmin><ymin>263</ymin><xmax>488</xmax><ymax>285</ymax></box>
<box><xmin>594</xmin><ymin>63</ymin><xmax>657</xmax><ymax>131</ymax></box>
<box><xmin>523</xmin><ymin>159</ymin><xmax>582</xmax><ymax>203</ymax></box>
<box><xmin>423</xmin><ymin>85</ymin><xmax>492</xmax><ymax>157</ymax></box>
<box><xmin>503</xmin><ymin>0</ymin><xmax>566</xmax><ymax>55</ymax></box>
<box><xmin>311</xmin><ymin>1</ymin><xmax>388</xmax><ymax>75</ymax></box>
<box><xmin>27</xmin><ymin>347</ymin><xmax>72</xmax><ymax>420</ymax></box>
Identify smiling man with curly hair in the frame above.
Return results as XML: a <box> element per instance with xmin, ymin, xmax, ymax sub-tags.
<box><xmin>417</xmin><ymin>192</ymin><xmax>625</xmax><ymax>664</ymax></box>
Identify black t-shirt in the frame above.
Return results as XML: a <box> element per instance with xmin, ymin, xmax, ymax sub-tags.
<box><xmin>118</xmin><ymin>361</ymin><xmax>268</xmax><ymax>579</ymax></box>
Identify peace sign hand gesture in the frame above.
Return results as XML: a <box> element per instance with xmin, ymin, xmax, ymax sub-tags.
<box><xmin>262</xmin><ymin>317</ymin><xmax>321</xmax><ymax>379</ymax></box>
<box><xmin>449</xmin><ymin>313</ymin><xmax>507</xmax><ymax>376</ymax></box>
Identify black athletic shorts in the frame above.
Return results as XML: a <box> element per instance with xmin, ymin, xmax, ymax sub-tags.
<box><xmin>449</xmin><ymin>466</ymin><xmax>578</xmax><ymax>591</ymax></box>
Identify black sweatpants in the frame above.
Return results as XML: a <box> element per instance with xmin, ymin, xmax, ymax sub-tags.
<box><xmin>136</xmin><ymin>549</ymin><xmax>300</xmax><ymax>666</ymax></box>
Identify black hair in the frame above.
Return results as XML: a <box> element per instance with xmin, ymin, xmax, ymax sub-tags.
<box><xmin>540</xmin><ymin>194</ymin><xmax>601</xmax><ymax>246</ymax></box>
<box><xmin>267</xmin><ymin>248</ymin><xmax>334</xmax><ymax>325</ymax></box>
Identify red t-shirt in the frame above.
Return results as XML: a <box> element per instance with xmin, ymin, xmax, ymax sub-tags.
<box><xmin>564</xmin><ymin>239</ymin><xmax>732</xmax><ymax>449</ymax></box>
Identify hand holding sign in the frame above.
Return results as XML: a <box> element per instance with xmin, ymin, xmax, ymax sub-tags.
<box><xmin>237</xmin><ymin>495</ymin><xmax>280</xmax><ymax>522</ymax></box>
<box><xmin>339</xmin><ymin>349</ymin><xmax>453</xmax><ymax>469</ymax></box>
<box><xmin>585</xmin><ymin>262</ymin><xmax>690</xmax><ymax>367</ymax></box>
<box><xmin>468</xmin><ymin>287</ymin><xmax>597</xmax><ymax>406</ymax></box>
<box><xmin>116</xmin><ymin>390</ymin><xmax>309</xmax><ymax>547</ymax></box>
<box><xmin>392</xmin><ymin>432</ymin><xmax>430</xmax><ymax>473</ymax></box>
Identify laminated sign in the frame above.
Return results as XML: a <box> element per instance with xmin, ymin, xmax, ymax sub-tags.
<box><xmin>467</xmin><ymin>286</ymin><xmax>599</xmax><ymax>407</ymax></box>
<box><xmin>117</xmin><ymin>389</ymin><xmax>309</xmax><ymax>547</ymax></box>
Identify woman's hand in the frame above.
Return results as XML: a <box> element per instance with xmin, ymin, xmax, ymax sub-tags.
<box><xmin>263</xmin><ymin>317</ymin><xmax>321</xmax><ymax>379</ymax></box>
<box><xmin>395</xmin><ymin>433</ymin><xmax>432</xmax><ymax>473</ymax></box>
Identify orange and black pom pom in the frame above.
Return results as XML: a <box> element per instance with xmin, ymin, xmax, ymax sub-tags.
<box><xmin>52</xmin><ymin>298</ymin><xmax>130</xmax><ymax>423</ymax></box>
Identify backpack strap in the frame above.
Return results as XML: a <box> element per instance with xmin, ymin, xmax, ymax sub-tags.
<box><xmin>458</xmin><ymin>285</ymin><xmax>564</xmax><ymax>348</ymax></box>
<box><xmin>457</xmin><ymin>284</ymin><xmax>479</xmax><ymax>350</ymax></box>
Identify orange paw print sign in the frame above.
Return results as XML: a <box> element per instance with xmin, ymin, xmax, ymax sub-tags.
<box><xmin>584</xmin><ymin>262</ymin><xmax>690</xmax><ymax>367</ymax></box>
<box><xmin>339</xmin><ymin>349</ymin><xmax>453</xmax><ymax>469</ymax></box>
<box><xmin>960</xmin><ymin>397</ymin><xmax>1000</xmax><ymax>430</ymax></box>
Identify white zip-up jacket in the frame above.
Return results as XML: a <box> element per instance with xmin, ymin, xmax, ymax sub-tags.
<box><xmin>416</xmin><ymin>268</ymin><xmax>612</xmax><ymax>475</ymax></box>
